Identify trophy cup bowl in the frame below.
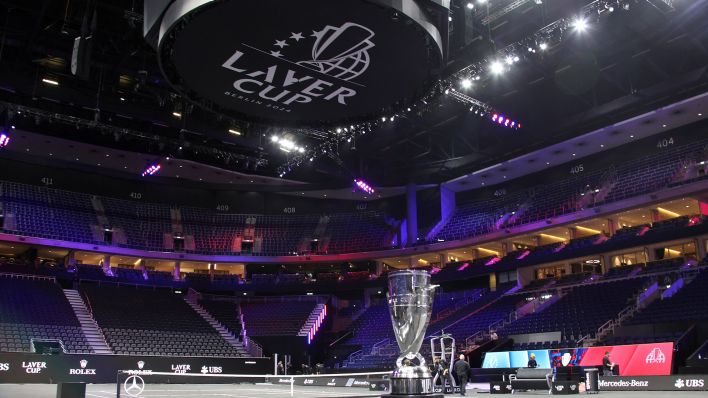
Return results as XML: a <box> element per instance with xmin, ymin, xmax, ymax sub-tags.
<box><xmin>385</xmin><ymin>270</ymin><xmax>443</xmax><ymax>397</ymax></box>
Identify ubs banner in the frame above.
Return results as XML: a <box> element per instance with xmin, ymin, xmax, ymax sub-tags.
<box><xmin>271</xmin><ymin>376</ymin><xmax>374</xmax><ymax>388</ymax></box>
<box><xmin>599</xmin><ymin>375</ymin><xmax>707</xmax><ymax>391</ymax></box>
<box><xmin>0</xmin><ymin>352</ymin><xmax>270</xmax><ymax>384</ymax></box>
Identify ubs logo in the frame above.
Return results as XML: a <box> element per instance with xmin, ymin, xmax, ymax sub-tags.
<box><xmin>221</xmin><ymin>22</ymin><xmax>375</xmax><ymax>113</ymax></box>
<box><xmin>675</xmin><ymin>378</ymin><xmax>705</xmax><ymax>389</ymax></box>
<box><xmin>0</xmin><ymin>363</ymin><xmax>9</xmax><ymax>371</ymax></box>
<box><xmin>200</xmin><ymin>366</ymin><xmax>222</xmax><ymax>374</ymax></box>
<box><xmin>645</xmin><ymin>348</ymin><xmax>666</xmax><ymax>364</ymax></box>
<box><xmin>21</xmin><ymin>361</ymin><xmax>47</xmax><ymax>374</ymax></box>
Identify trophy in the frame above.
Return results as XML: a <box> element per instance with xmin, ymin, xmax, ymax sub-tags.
<box><xmin>385</xmin><ymin>270</ymin><xmax>443</xmax><ymax>397</ymax></box>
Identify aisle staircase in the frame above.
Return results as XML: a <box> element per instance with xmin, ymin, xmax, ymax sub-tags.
<box><xmin>63</xmin><ymin>289</ymin><xmax>113</xmax><ymax>354</ymax></box>
<box><xmin>183</xmin><ymin>295</ymin><xmax>248</xmax><ymax>356</ymax></box>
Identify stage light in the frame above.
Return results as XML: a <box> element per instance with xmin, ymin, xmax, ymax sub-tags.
<box><xmin>460</xmin><ymin>78</ymin><xmax>472</xmax><ymax>88</ymax></box>
<box><xmin>271</xmin><ymin>135</ymin><xmax>279</xmax><ymax>143</ymax></box>
<box><xmin>172</xmin><ymin>111</ymin><xmax>182</xmax><ymax>118</ymax></box>
<box><xmin>354</xmin><ymin>179</ymin><xmax>375</xmax><ymax>194</ymax></box>
<box><xmin>490</xmin><ymin>61</ymin><xmax>504</xmax><ymax>75</ymax></box>
<box><xmin>466</xmin><ymin>2</ymin><xmax>474</xmax><ymax>9</ymax></box>
<box><xmin>336</xmin><ymin>128</ymin><xmax>342</xmax><ymax>133</ymax></box>
<box><xmin>42</xmin><ymin>78</ymin><xmax>59</xmax><ymax>86</ymax></box>
<box><xmin>489</xmin><ymin>113</ymin><xmax>521</xmax><ymax>130</ymax></box>
<box><xmin>505</xmin><ymin>56</ymin><xmax>514</xmax><ymax>65</ymax></box>
<box><xmin>141</xmin><ymin>164</ymin><xmax>161</xmax><ymax>177</ymax></box>
<box><xmin>228</xmin><ymin>128</ymin><xmax>241</xmax><ymax>135</ymax></box>
<box><xmin>539</xmin><ymin>42</ymin><xmax>548</xmax><ymax>50</ymax></box>
<box><xmin>0</xmin><ymin>132</ymin><xmax>10</xmax><ymax>148</ymax></box>
<box><xmin>381</xmin><ymin>116</ymin><xmax>387</xmax><ymax>122</ymax></box>
<box><xmin>571</xmin><ymin>17</ymin><xmax>588</xmax><ymax>32</ymax></box>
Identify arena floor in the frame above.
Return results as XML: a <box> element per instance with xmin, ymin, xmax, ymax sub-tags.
<box><xmin>1</xmin><ymin>383</ymin><xmax>708</xmax><ymax>398</ymax></box>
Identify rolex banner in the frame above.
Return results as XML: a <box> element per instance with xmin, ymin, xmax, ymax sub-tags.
<box><xmin>0</xmin><ymin>352</ymin><xmax>270</xmax><ymax>384</ymax></box>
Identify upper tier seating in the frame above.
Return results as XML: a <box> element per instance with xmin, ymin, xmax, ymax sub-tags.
<box><xmin>431</xmin><ymin>137</ymin><xmax>708</xmax><ymax>242</ymax></box>
<box><xmin>0</xmin><ymin>275</ymin><xmax>91</xmax><ymax>353</ymax></box>
<box><xmin>81</xmin><ymin>284</ymin><xmax>241</xmax><ymax>357</ymax></box>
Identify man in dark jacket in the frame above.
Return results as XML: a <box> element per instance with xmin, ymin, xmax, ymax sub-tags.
<box><xmin>454</xmin><ymin>354</ymin><xmax>471</xmax><ymax>396</ymax></box>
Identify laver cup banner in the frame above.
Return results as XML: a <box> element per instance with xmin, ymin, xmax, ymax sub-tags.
<box><xmin>482</xmin><ymin>342</ymin><xmax>674</xmax><ymax>376</ymax></box>
<box><xmin>155</xmin><ymin>0</ymin><xmax>444</xmax><ymax>125</ymax></box>
<box><xmin>0</xmin><ymin>352</ymin><xmax>270</xmax><ymax>384</ymax></box>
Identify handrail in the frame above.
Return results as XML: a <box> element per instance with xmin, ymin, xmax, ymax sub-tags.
<box><xmin>329</xmin><ymin>330</ymin><xmax>353</xmax><ymax>347</ymax></box>
<box><xmin>244</xmin><ymin>336</ymin><xmax>263</xmax><ymax>357</ymax></box>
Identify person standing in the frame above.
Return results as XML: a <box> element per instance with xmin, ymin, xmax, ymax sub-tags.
<box><xmin>527</xmin><ymin>353</ymin><xmax>538</xmax><ymax>368</ymax></box>
<box><xmin>602</xmin><ymin>351</ymin><xmax>615</xmax><ymax>376</ymax></box>
<box><xmin>454</xmin><ymin>354</ymin><xmax>471</xmax><ymax>396</ymax></box>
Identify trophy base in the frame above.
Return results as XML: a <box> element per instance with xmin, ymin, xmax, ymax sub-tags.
<box><xmin>384</xmin><ymin>371</ymin><xmax>444</xmax><ymax>397</ymax></box>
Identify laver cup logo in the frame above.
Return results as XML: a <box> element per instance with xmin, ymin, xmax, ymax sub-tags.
<box><xmin>161</xmin><ymin>0</ymin><xmax>443</xmax><ymax>124</ymax></box>
<box><xmin>21</xmin><ymin>361</ymin><xmax>46</xmax><ymax>374</ymax></box>
<box><xmin>220</xmin><ymin>22</ymin><xmax>372</xmax><ymax>113</ymax></box>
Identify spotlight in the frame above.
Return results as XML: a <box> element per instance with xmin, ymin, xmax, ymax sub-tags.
<box><xmin>539</xmin><ymin>42</ymin><xmax>548</xmax><ymax>50</ymax></box>
<box><xmin>505</xmin><ymin>56</ymin><xmax>514</xmax><ymax>65</ymax></box>
<box><xmin>41</xmin><ymin>78</ymin><xmax>59</xmax><ymax>86</ymax></box>
<box><xmin>141</xmin><ymin>164</ymin><xmax>161</xmax><ymax>177</ymax></box>
<box><xmin>466</xmin><ymin>2</ymin><xmax>474</xmax><ymax>9</ymax></box>
<box><xmin>354</xmin><ymin>179</ymin><xmax>375</xmax><ymax>194</ymax></box>
<box><xmin>271</xmin><ymin>135</ymin><xmax>279</xmax><ymax>143</ymax></box>
<box><xmin>490</xmin><ymin>61</ymin><xmax>504</xmax><ymax>75</ymax></box>
<box><xmin>461</xmin><ymin>78</ymin><xmax>472</xmax><ymax>89</ymax></box>
<box><xmin>381</xmin><ymin>116</ymin><xmax>387</xmax><ymax>122</ymax></box>
<box><xmin>172</xmin><ymin>111</ymin><xmax>182</xmax><ymax>118</ymax></box>
<box><xmin>336</xmin><ymin>128</ymin><xmax>342</xmax><ymax>133</ymax></box>
<box><xmin>228</xmin><ymin>128</ymin><xmax>241</xmax><ymax>135</ymax></box>
<box><xmin>571</xmin><ymin>17</ymin><xmax>588</xmax><ymax>32</ymax></box>
<box><xmin>444</xmin><ymin>88</ymin><xmax>450</xmax><ymax>95</ymax></box>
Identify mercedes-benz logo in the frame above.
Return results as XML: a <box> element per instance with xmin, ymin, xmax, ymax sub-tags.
<box><xmin>123</xmin><ymin>375</ymin><xmax>145</xmax><ymax>397</ymax></box>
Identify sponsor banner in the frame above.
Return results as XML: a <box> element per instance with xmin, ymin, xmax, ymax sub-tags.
<box><xmin>271</xmin><ymin>376</ymin><xmax>372</xmax><ymax>388</ymax></box>
<box><xmin>482</xmin><ymin>342</ymin><xmax>674</xmax><ymax>376</ymax></box>
<box><xmin>599</xmin><ymin>375</ymin><xmax>707</xmax><ymax>391</ymax></box>
<box><xmin>0</xmin><ymin>352</ymin><xmax>270</xmax><ymax>384</ymax></box>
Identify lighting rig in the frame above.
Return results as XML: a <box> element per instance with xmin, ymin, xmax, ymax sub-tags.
<box><xmin>354</xmin><ymin>179</ymin><xmax>375</xmax><ymax>194</ymax></box>
<box><xmin>141</xmin><ymin>164</ymin><xmax>161</xmax><ymax>177</ymax></box>
<box><xmin>0</xmin><ymin>131</ymin><xmax>10</xmax><ymax>148</ymax></box>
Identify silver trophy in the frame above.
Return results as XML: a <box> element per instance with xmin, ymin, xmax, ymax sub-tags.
<box><xmin>385</xmin><ymin>270</ymin><xmax>443</xmax><ymax>397</ymax></box>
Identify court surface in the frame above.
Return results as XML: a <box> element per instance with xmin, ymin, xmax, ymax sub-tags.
<box><xmin>2</xmin><ymin>383</ymin><xmax>708</xmax><ymax>398</ymax></box>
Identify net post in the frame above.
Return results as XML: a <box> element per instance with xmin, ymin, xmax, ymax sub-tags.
<box><xmin>290</xmin><ymin>376</ymin><xmax>294</xmax><ymax>397</ymax></box>
<box><xmin>116</xmin><ymin>370</ymin><xmax>121</xmax><ymax>398</ymax></box>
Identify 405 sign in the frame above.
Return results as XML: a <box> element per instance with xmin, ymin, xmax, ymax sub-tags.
<box><xmin>152</xmin><ymin>0</ymin><xmax>446</xmax><ymax>126</ymax></box>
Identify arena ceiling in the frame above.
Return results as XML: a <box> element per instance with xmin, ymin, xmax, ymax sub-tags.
<box><xmin>0</xmin><ymin>0</ymin><xmax>706</xmax><ymax>190</ymax></box>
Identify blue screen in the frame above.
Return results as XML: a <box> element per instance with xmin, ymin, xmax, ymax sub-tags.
<box><xmin>482</xmin><ymin>351</ymin><xmax>510</xmax><ymax>368</ymax></box>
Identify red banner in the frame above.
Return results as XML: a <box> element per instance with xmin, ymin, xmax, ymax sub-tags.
<box><xmin>579</xmin><ymin>342</ymin><xmax>674</xmax><ymax>376</ymax></box>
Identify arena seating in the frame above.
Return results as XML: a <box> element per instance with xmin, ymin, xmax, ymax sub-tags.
<box><xmin>81</xmin><ymin>284</ymin><xmax>242</xmax><ymax>357</ymax></box>
<box><xmin>501</xmin><ymin>278</ymin><xmax>647</xmax><ymax>340</ymax></box>
<box><xmin>627</xmin><ymin>269</ymin><xmax>708</xmax><ymax>325</ymax></box>
<box><xmin>240</xmin><ymin>301</ymin><xmax>317</xmax><ymax>336</ymax></box>
<box><xmin>430</xmin><ymin>137</ymin><xmax>707</xmax><ymax>242</ymax></box>
<box><xmin>198</xmin><ymin>299</ymin><xmax>242</xmax><ymax>338</ymax></box>
<box><xmin>0</xmin><ymin>275</ymin><xmax>92</xmax><ymax>353</ymax></box>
